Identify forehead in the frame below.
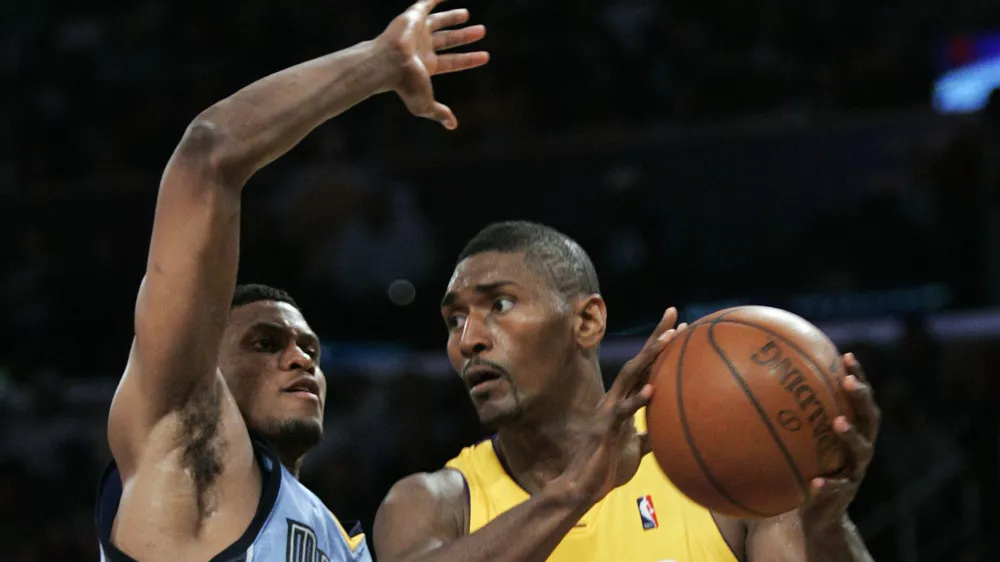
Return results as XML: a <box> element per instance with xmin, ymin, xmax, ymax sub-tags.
<box><xmin>446</xmin><ymin>251</ymin><xmax>546</xmax><ymax>294</ymax></box>
<box><xmin>228</xmin><ymin>301</ymin><xmax>313</xmax><ymax>334</ymax></box>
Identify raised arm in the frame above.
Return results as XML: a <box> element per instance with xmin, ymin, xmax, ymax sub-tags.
<box><xmin>107</xmin><ymin>0</ymin><xmax>489</xmax><ymax>468</ymax></box>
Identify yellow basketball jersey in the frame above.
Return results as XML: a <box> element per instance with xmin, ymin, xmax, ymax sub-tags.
<box><xmin>445</xmin><ymin>409</ymin><xmax>737</xmax><ymax>562</ymax></box>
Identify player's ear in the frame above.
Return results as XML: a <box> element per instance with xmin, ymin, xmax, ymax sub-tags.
<box><xmin>574</xmin><ymin>294</ymin><xmax>606</xmax><ymax>350</ymax></box>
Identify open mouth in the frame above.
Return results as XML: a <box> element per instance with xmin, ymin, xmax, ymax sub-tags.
<box><xmin>283</xmin><ymin>378</ymin><xmax>320</xmax><ymax>400</ymax></box>
<box><xmin>464</xmin><ymin>368</ymin><xmax>505</xmax><ymax>392</ymax></box>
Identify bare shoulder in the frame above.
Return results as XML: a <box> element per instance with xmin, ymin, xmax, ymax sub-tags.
<box><xmin>373</xmin><ymin>469</ymin><xmax>469</xmax><ymax>560</ymax></box>
<box><xmin>378</xmin><ymin>468</ymin><xmax>468</xmax><ymax>524</ymax></box>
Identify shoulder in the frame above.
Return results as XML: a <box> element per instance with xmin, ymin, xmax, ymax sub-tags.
<box><xmin>380</xmin><ymin>468</ymin><xmax>468</xmax><ymax>511</ymax></box>
<box><xmin>374</xmin><ymin>469</ymin><xmax>468</xmax><ymax>547</ymax></box>
<box><xmin>446</xmin><ymin>436</ymin><xmax>493</xmax><ymax>462</ymax></box>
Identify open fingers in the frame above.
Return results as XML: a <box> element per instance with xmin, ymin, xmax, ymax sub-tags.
<box><xmin>433</xmin><ymin>25</ymin><xmax>486</xmax><ymax>52</ymax></box>
<box><xmin>843</xmin><ymin>352</ymin><xmax>871</xmax><ymax>385</ymax></box>
<box><xmin>428</xmin><ymin>8</ymin><xmax>469</xmax><ymax>31</ymax></box>
<box><xmin>612</xmin><ymin>384</ymin><xmax>653</xmax><ymax>423</ymax></box>
<box><xmin>402</xmin><ymin>88</ymin><xmax>457</xmax><ymax>129</ymax></box>
<box><xmin>414</xmin><ymin>0</ymin><xmax>449</xmax><ymax>17</ymax></box>
<box><xmin>435</xmin><ymin>52</ymin><xmax>490</xmax><ymax>75</ymax></box>
<box><xmin>643</xmin><ymin>307</ymin><xmax>679</xmax><ymax>348</ymax></box>
<box><xmin>833</xmin><ymin>416</ymin><xmax>874</xmax><ymax>480</ymax></box>
<box><xmin>427</xmin><ymin>101</ymin><xmax>457</xmax><ymax>130</ymax></box>
<box><xmin>842</xmin><ymin>373</ymin><xmax>880</xmax><ymax>442</ymax></box>
<box><xmin>608</xmin><ymin>308</ymin><xmax>681</xmax><ymax>401</ymax></box>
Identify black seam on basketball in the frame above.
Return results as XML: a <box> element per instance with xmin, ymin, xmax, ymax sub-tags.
<box><xmin>707</xmin><ymin>317</ymin><xmax>810</xmax><ymax>504</ymax></box>
<box><xmin>677</xmin><ymin>325</ymin><xmax>770</xmax><ymax>518</ymax></box>
<box><xmin>712</xmin><ymin>318</ymin><xmax>845</xmax><ymax>418</ymax></box>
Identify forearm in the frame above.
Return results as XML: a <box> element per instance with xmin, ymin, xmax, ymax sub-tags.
<box><xmin>804</xmin><ymin>516</ymin><xmax>874</xmax><ymax>562</ymax></box>
<box><xmin>405</xmin><ymin>484</ymin><xmax>588</xmax><ymax>562</ymax></box>
<box><xmin>192</xmin><ymin>40</ymin><xmax>394</xmax><ymax>187</ymax></box>
<box><xmin>129</xmin><ymin>42</ymin><xmax>396</xmax><ymax>415</ymax></box>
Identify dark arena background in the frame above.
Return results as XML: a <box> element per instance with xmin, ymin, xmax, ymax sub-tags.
<box><xmin>3</xmin><ymin>0</ymin><xmax>1000</xmax><ymax>560</ymax></box>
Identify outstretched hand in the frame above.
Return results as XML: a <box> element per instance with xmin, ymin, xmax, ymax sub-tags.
<box><xmin>557</xmin><ymin>308</ymin><xmax>688</xmax><ymax>506</ymax></box>
<box><xmin>375</xmin><ymin>0</ymin><xmax>490</xmax><ymax>130</ymax></box>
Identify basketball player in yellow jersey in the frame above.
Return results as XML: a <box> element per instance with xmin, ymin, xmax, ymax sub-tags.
<box><xmin>373</xmin><ymin>221</ymin><xmax>880</xmax><ymax>561</ymax></box>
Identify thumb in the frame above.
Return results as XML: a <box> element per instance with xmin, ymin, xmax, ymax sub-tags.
<box><xmin>430</xmin><ymin>102</ymin><xmax>458</xmax><ymax>130</ymax></box>
<box><xmin>638</xmin><ymin>432</ymin><xmax>653</xmax><ymax>457</ymax></box>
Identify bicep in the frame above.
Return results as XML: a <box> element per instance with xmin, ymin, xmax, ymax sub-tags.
<box><xmin>132</xmin><ymin>129</ymin><xmax>240</xmax><ymax>407</ymax></box>
<box><xmin>373</xmin><ymin>473</ymin><xmax>465</xmax><ymax>562</ymax></box>
<box><xmin>117</xmin><ymin>123</ymin><xmax>243</xmax><ymax>454</ymax></box>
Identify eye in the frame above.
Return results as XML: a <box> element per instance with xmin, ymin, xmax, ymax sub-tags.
<box><xmin>251</xmin><ymin>338</ymin><xmax>277</xmax><ymax>352</ymax></box>
<box><xmin>446</xmin><ymin>314</ymin><xmax>467</xmax><ymax>331</ymax></box>
<box><xmin>493</xmin><ymin>297</ymin><xmax>514</xmax><ymax>313</ymax></box>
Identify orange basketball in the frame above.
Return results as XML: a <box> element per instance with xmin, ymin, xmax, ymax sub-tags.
<box><xmin>645</xmin><ymin>305</ymin><xmax>856</xmax><ymax>519</ymax></box>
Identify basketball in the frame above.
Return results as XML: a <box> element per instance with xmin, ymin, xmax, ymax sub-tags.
<box><xmin>645</xmin><ymin>305</ymin><xmax>856</xmax><ymax>519</ymax></box>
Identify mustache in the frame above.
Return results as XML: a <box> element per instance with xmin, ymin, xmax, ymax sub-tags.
<box><xmin>461</xmin><ymin>357</ymin><xmax>510</xmax><ymax>380</ymax></box>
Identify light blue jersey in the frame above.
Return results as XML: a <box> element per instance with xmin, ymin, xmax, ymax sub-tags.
<box><xmin>96</xmin><ymin>432</ymin><xmax>372</xmax><ymax>562</ymax></box>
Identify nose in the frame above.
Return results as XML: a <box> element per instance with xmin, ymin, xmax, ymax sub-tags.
<box><xmin>281</xmin><ymin>344</ymin><xmax>317</xmax><ymax>373</ymax></box>
<box><xmin>458</xmin><ymin>313</ymin><xmax>492</xmax><ymax>359</ymax></box>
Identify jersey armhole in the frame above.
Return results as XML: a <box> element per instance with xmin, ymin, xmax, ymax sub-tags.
<box><xmin>710</xmin><ymin>512</ymin><xmax>745</xmax><ymax>562</ymax></box>
<box><xmin>333</xmin><ymin>517</ymin><xmax>368</xmax><ymax>552</ymax></box>
<box><xmin>210</xmin><ymin>432</ymin><xmax>283</xmax><ymax>560</ymax></box>
<box><xmin>442</xmin><ymin>467</ymin><xmax>471</xmax><ymax>535</ymax></box>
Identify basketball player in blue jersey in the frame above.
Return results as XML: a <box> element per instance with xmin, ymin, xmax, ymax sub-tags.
<box><xmin>374</xmin><ymin>221</ymin><xmax>879</xmax><ymax>561</ymax></box>
<box><xmin>93</xmin><ymin>1</ymin><xmax>488</xmax><ymax>560</ymax></box>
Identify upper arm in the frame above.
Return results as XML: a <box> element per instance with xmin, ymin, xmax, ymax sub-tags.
<box><xmin>373</xmin><ymin>470</ymin><xmax>467</xmax><ymax>562</ymax></box>
<box><xmin>744</xmin><ymin>511</ymin><xmax>807</xmax><ymax>562</ymax></box>
<box><xmin>108</xmin><ymin>120</ymin><xmax>245</xmax><ymax>464</ymax></box>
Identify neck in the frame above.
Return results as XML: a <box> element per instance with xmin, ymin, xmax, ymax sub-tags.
<box><xmin>278</xmin><ymin>450</ymin><xmax>305</xmax><ymax>479</ymax></box>
<box><xmin>494</xmin><ymin>367</ymin><xmax>606</xmax><ymax>495</ymax></box>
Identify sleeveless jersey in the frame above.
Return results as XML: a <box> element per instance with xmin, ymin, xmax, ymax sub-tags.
<box><xmin>444</xmin><ymin>409</ymin><xmax>738</xmax><ymax>562</ymax></box>
<box><xmin>95</xmin><ymin>432</ymin><xmax>372</xmax><ymax>562</ymax></box>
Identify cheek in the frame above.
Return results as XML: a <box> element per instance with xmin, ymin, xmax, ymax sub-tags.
<box><xmin>223</xmin><ymin>358</ymin><xmax>271</xmax><ymax>402</ymax></box>
<box><xmin>509</xmin><ymin>319</ymin><xmax>570</xmax><ymax>383</ymax></box>
<box><xmin>521</xmin><ymin>321</ymin><xmax>572</xmax><ymax>375</ymax></box>
<box><xmin>446</xmin><ymin>334</ymin><xmax>463</xmax><ymax>369</ymax></box>
<box><xmin>318</xmin><ymin>374</ymin><xmax>329</xmax><ymax>402</ymax></box>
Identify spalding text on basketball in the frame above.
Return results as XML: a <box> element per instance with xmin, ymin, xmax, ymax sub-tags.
<box><xmin>776</xmin><ymin>409</ymin><xmax>803</xmax><ymax>431</ymax></box>
<box><xmin>750</xmin><ymin>340</ymin><xmax>843</xmax><ymax>474</ymax></box>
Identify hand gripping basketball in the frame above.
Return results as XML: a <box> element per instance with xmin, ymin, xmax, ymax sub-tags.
<box><xmin>798</xmin><ymin>353</ymin><xmax>881</xmax><ymax>531</ymax></box>
<box><xmin>556</xmin><ymin>308</ymin><xmax>688</xmax><ymax>506</ymax></box>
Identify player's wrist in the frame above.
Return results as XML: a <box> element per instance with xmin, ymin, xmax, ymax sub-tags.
<box><xmin>801</xmin><ymin>512</ymin><xmax>855</xmax><ymax>542</ymax></box>
<box><xmin>365</xmin><ymin>30</ymin><xmax>422</xmax><ymax>97</ymax></box>
<box><xmin>543</xmin><ymin>476</ymin><xmax>597</xmax><ymax>514</ymax></box>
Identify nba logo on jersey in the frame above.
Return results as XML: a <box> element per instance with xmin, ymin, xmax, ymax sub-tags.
<box><xmin>636</xmin><ymin>495</ymin><xmax>658</xmax><ymax>530</ymax></box>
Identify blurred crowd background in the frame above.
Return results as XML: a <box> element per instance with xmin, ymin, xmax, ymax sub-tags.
<box><xmin>3</xmin><ymin>0</ymin><xmax>1000</xmax><ymax>560</ymax></box>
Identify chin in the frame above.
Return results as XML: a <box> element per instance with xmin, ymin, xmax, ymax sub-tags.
<box><xmin>477</xmin><ymin>403</ymin><xmax>524</xmax><ymax>428</ymax></box>
<box><xmin>260</xmin><ymin>417</ymin><xmax>323</xmax><ymax>454</ymax></box>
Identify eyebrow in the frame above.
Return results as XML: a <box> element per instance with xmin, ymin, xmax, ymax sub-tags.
<box><xmin>441</xmin><ymin>280</ymin><xmax>518</xmax><ymax>309</ymax></box>
<box><xmin>247</xmin><ymin>322</ymin><xmax>319</xmax><ymax>346</ymax></box>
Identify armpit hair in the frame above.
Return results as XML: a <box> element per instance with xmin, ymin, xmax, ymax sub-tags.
<box><xmin>179</xmin><ymin>377</ymin><xmax>227</xmax><ymax>517</ymax></box>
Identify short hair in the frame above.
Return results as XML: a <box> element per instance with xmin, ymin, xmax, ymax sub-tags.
<box><xmin>457</xmin><ymin>221</ymin><xmax>600</xmax><ymax>298</ymax></box>
<box><xmin>231</xmin><ymin>283</ymin><xmax>300</xmax><ymax>310</ymax></box>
